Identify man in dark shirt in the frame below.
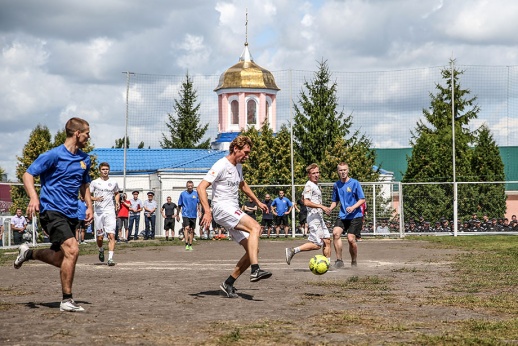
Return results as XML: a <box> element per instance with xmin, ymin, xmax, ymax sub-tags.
<box><xmin>161</xmin><ymin>196</ymin><xmax>178</xmax><ymax>241</ymax></box>
<box><xmin>260</xmin><ymin>194</ymin><xmax>274</xmax><ymax>237</ymax></box>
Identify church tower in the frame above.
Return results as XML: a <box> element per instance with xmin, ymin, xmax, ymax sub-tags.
<box><xmin>212</xmin><ymin>16</ymin><xmax>280</xmax><ymax>150</ymax></box>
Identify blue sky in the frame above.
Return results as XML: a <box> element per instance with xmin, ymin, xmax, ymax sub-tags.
<box><xmin>2</xmin><ymin>0</ymin><xmax>518</xmax><ymax>180</ymax></box>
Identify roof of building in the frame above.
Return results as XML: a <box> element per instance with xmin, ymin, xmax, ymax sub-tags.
<box><xmin>214</xmin><ymin>43</ymin><xmax>280</xmax><ymax>92</ymax></box>
<box><xmin>91</xmin><ymin>148</ymin><xmax>227</xmax><ymax>174</ymax></box>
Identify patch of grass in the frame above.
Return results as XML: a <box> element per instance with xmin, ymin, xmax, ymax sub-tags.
<box><xmin>391</xmin><ymin>267</ymin><xmax>420</xmax><ymax>273</ymax></box>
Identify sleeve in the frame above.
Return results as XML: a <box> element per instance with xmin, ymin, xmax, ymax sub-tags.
<box><xmin>26</xmin><ymin>150</ymin><xmax>56</xmax><ymax>177</ymax></box>
<box><xmin>356</xmin><ymin>181</ymin><xmax>366</xmax><ymax>200</ymax></box>
<box><xmin>331</xmin><ymin>183</ymin><xmax>339</xmax><ymax>202</ymax></box>
<box><xmin>203</xmin><ymin>160</ymin><xmax>224</xmax><ymax>184</ymax></box>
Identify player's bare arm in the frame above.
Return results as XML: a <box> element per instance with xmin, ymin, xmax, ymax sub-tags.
<box><xmin>304</xmin><ymin>198</ymin><xmax>331</xmax><ymax>215</ymax></box>
<box><xmin>22</xmin><ymin>172</ymin><xmax>40</xmax><ymax>218</ymax></box>
<box><xmin>81</xmin><ymin>183</ymin><xmax>94</xmax><ymax>224</ymax></box>
<box><xmin>345</xmin><ymin>198</ymin><xmax>366</xmax><ymax>214</ymax></box>
<box><xmin>196</xmin><ymin>180</ymin><xmax>213</xmax><ymax>228</ymax></box>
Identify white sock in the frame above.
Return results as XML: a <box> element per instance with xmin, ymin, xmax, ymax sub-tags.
<box><xmin>294</xmin><ymin>247</ymin><xmax>301</xmax><ymax>254</ymax></box>
<box><xmin>108</xmin><ymin>251</ymin><xmax>114</xmax><ymax>261</ymax></box>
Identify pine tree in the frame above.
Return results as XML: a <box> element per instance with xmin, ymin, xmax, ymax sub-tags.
<box><xmin>471</xmin><ymin>124</ymin><xmax>506</xmax><ymax>218</ymax></box>
<box><xmin>160</xmin><ymin>72</ymin><xmax>210</xmax><ymax>149</ymax></box>
<box><xmin>293</xmin><ymin>60</ymin><xmax>351</xmax><ymax>175</ymax></box>
<box><xmin>402</xmin><ymin>62</ymin><xmax>504</xmax><ymax>222</ymax></box>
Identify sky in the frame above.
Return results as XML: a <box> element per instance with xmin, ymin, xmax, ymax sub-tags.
<box><xmin>2</xmin><ymin>0</ymin><xmax>518</xmax><ymax>181</ymax></box>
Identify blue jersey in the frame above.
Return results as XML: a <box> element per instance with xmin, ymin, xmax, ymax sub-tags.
<box><xmin>27</xmin><ymin>145</ymin><xmax>91</xmax><ymax>218</ymax></box>
<box><xmin>178</xmin><ymin>190</ymin><xmax>199</xmax><ymax>218</ymax></box>
<box><xmin>331</xmin><ymin>178</ymin><xmax>365</xmax><ymax>220</ymax></box>
<box><xmin>272</xmin><ymin>197</ymin><xmax>292</xmax><ymax>216</ymax></box>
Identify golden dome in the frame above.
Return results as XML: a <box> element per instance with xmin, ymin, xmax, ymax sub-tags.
<box><xmin>214</xmin><ymin>44</ymin><xmax>280</xmax><ymax>92</ymax></box>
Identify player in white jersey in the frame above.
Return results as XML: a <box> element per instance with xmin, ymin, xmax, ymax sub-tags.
<box><xmin>197</xmin><ymin>135</ymin><xmax>272</xmax><ymax>298</ymax></box>
<box><xmin>90</xmin><ymin>162</ymin><xmax>120</xmax><ymax>266</ymax></box>
<box><xmin>285</xmin><ymin>163</ymin><xmax>331</xmax><ymax>265</ymax></box>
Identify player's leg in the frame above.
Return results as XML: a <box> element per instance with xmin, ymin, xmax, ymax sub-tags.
<box><xmin>59</xmin><ymin>237</ymin><xmax>80</xmax><ymax>294</ymax></box>
<box><xmin>347</xmin><ymin>217</ymin><xmax>362</xmax><ymax>266</ymax></box>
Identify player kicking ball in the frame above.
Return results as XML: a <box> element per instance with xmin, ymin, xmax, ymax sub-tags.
<box><xmin>197</xmin><ymin>135</ymin><xmax>272</xmax><ymax>298</ymax></box>
<box><xmin>285</xmin><ymin>163</ymin><xmax>332</xmax><ymax>266</ymax></box>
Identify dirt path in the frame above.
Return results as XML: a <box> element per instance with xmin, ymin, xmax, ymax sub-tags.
<box><xmin>0</xmin><ymin>239</ymin><xmax>465</xmax><ymax>345</ymax></box>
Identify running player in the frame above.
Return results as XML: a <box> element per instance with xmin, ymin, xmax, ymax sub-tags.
<box><xmin>285</xmin><ymin>163</ymin><xmax>331</xmax><ymax>265</ymax></box>
<box><xmin>197</xmin><ymin>135</ymin><xmax>272</xmax><ymax>298</ymax></box>
<box><xmin>90</xmin><ymin>162</ymin><xmax>120</xmax><ymax>266</ymax></box>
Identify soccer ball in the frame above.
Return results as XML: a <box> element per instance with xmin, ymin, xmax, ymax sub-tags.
<box><xmin>309</xmin><ymin>255</ymin><xmax>330</xmax><ymax>275</ymax></box>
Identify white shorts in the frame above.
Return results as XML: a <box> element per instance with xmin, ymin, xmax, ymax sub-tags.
<box><xmin>307</xmin><ymin>213</ymin><xmax>330</xmax><ymax>247</ymax></box>
<box><xmin>212</xmin><ymin>204</ymin><xmax>249</xmax><ymax>244</ymax></box>
<box><xmin>94</xmin><ymin>212</ymin><xmax>117</xmax><ymax>236</ymax></box>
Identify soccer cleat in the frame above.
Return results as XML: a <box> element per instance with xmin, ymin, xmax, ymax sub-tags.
<box><xmin>98</xmin><ymin>249</ymin><xmax>105</xmax><ymax>262</ymax></box>
<box><xmin>188</xmin><ymin>245</ymin><xmax>193</xmax><ymax>251</ymax></box>
<box><xmin>220</xmin><ymin>282</ymin><xmax>238</xmax><ymax>298</ymax></box>
<box><xmin>250</xmin><ymin>268</ymin><xmax>272</xmax><ymax>282</ymax></box>
<box><xmin>185</xmin><ymin>245</ymin><xmax>189</xmax><ymax>251</ymax></box>
<box><xmin>351</xmin><ymin>261</ymin><xmax>358</xmax><ymax>267</ymax></box>
<box><xmin>285</xmin><ymin>247</ymin><xmax>295</xmax><ymax>265</ymax></box>
<box><xmin>60</xmin><ymin>298</ymin><xmax>85</xmax><ymax>312</ymax></box>
<box><xmin>14</xmin><ymin>243</ymin><xmax>30</xmax><ymax>269</ymax></box>
<box><xmin>107</xmin><ymin>259</ymin><xmax>115</xmax><ymax>266</ymax></box>
<box><xmin>333</xmin><ymin>259</ymin><xmax>345</xmax><ymax>269</ymax></box>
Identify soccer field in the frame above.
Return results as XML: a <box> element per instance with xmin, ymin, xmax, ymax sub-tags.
<box><xmin>0</xmin><ymin>238</ymin><xmax>513</xmax><ymax>345</ymax></box>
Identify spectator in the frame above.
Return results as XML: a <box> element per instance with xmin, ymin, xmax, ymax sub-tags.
<box><xmin>242</xmin><ymin>196</ymin><xmax>257</xmax><ymax>220</ymax></box>
<box><xmin>260</xmin><ymin>194</ymin><xmax>274</xmax><ymax>237</ymax></box>
<box><xmin>143</xmin><ymin>192</ymin><xmax>157</xmax><ymax>240</ymax></box>
<box><xmin>117</xmin><ymin>193</ymin><xmax>131</xmax><ymax>242</ymax></box>
<box><xmin>128</xmin><ymin>191</ymin><xmax>143</xmax><ymax>241</ymax></box>
<box><xmin>271</xmin><ymin>190</ymin><xmax>293</xmax><ymax>238</ymax></box>
<box><xmin>11</xmin><ymin>208</ymin><xmax>28</xmax><ymax>245</ymax></box>
<box><xmin>421</xmin><ymin>221</ymin><xmax>431</xmax><ymax>232</ymax></box>
<box><xmin>161</xmin><ymin>196</ymin><xmax>178</xmax><ymax>241</ymax></box>
<box><xmin>295</xmin><ymin>194</ymin><xmax>308</xmax><ymax>237</ymax></box>
<box><xmin>376</xmin><ymin>220</ymin><xmax>390</xmax><ymax>235</ymax></box>
<box><xmin>76</xmin><ymin>197</ymin><xmax>87</xmax><ymax>244</ymax></box>
<box><xmin>501</xmin><ymin>218</ymin><xmax>511</xmax><ymax>232</ymax></box>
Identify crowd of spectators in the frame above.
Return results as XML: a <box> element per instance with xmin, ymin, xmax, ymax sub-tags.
<box><xmin>361</xmin><ymin>213</ymin><xmax>518</xmax><ymax>233</ymax></box>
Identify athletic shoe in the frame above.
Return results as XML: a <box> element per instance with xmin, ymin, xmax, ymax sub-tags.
<box><xmin>60</xmin><ymin>298</ymin><xmax>85</xmax><ymax>312</ymax></box>
<box><xmin>285</xmin><ymin>247</ymin><xmax>295</xmax><ymax>265</ymax></box>
<box><xmin>107</xmin><ymin>259</ymin><xmax>115</xmax><ymax>266</ymax></box>
<box><xmin>14</xmin><ymin>243</ymin><xmax>30</xmax><ymax>269</ymax></box>
<box><xmin>219</xmin><ymin>282</ymin><xmax>238</xmax><ymax>298</ymax></box>
<box><xmin>250</xmin><ymin>269</ymin><xmax>272</xmax><ymax>282</ymax></box>
<box><xmin>351</xmin><ymin>261</ymin><xmax>358</xmax><ymax>267</ymax></box>
<box><xmin>98</xmin><ymin>249</ymin><xmax>105</xmax><ymax>263</ymax></box>
<box><xmin>188</xmin><ymin>245</ymin><xmax>193</xmax><ymax>251</ymax></box>
<box><xmin>185</xmin><ymin>245</ymin><xmax>189</xmax><ymax>251</ymax></box>
<box><xmin>334</xmin><ymin>259</ymin><xmax>345</xmax><ymax>269</ymax></box>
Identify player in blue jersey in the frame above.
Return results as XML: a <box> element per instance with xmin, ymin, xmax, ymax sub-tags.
<box><xmin>177</xmin><ymin>180</ymin><xmax>200</xmax><ymax>250</ymax></box>
<box><xmin>15</xmin><ymin>117</ymin><xmax>93</xmax><ymax>312</ymax></box>
<box><xmin>329</xmin><ymin>162</ymin><xmax>366</xmax><ymax>268</ymax></box>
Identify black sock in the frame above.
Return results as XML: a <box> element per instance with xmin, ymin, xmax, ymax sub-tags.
<box><xmin>63</xmin><ymin>293</ymin><xmax>73</xmax><ymax>300</ymax></box>
<box><xmin>225</xmin><ymin>276</ymin><xmax>236</xmax><ymax>286</ymax></box>
<box><xmin>27</xmin><ymin>250</ymin><xmax>33</xmax><ymax>260</ymax></box>
<box><xmin>251</xmin><ymin>264</ymin><xmax>259</xmax><ymax>273</ymax></box>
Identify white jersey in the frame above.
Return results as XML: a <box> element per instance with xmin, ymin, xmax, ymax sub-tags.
<box><xmin>203</xmin><ymin>157</ymin><xmax>243</xmax><ymax>209</ymax></box>
<box><xmin>303</xmin><ymin>180</ymin><xmax>323</xmax><ymax>216</ymax></box>
<box><xmin>90</xmin><ymin>177</ymin><xmax>119</xmax><ymax>214</ymax></box>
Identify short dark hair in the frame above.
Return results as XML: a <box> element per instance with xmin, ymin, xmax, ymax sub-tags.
<box><xmin>65</xmin><ymin>117</ymin><xmax>89</xmax><ymax>137</ymax></box>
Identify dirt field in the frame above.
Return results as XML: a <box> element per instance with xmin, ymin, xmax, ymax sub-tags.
<box><xmin>0</xmin><ymin>238</ymin><xmax>470</xmax><ymax>345</ymax></box>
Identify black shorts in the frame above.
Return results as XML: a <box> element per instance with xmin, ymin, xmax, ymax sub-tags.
<box><xmin>76</xmin><ymin>219</ymin><xmax>85</xmax><ymax>230</ymax></box>
<box><xmin>299</xmin><ymin>215</ymin><xmax>307</xmax><ymax>224</ymax></box>
<box><xmin>333</xmin><ymin>217</ymin><xmax>362</xmax><ymax>238</ymax></box>
<box><xmin>182</xmin><ymin>217</ymin><xmax>197</xmax><ymax>229</ymax></box>
<box><xmin>275</xmin><ymin>215</ymin><xmax>289</xmax><ymax>227</ymax></box>
<box><xmin>164</xmin><ymin>218</ymin><xmax>175</xmax><ymax>230</ymax></box>
<box><xmin>40</xmin><ymin>210</ymin><xmax>77</xmax><ymax>247</ymax></box>
<box><xmin>261</xmin><ymin>218</ymin><xmax>273</xmax><ymax>227</ymax></box>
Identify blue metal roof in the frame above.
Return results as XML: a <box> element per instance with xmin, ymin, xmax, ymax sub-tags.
<box><xmin>212</xmin><ymin>132</ymin><xmax>240</xmax><ymax>143</ymax></box>
<box><xmin>91</xmin><ymin>148</ymin><xmax>227</xmax><ymax>174</ymax></box>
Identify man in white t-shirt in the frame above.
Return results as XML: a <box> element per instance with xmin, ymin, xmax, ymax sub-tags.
<box><xmin>90</xmin><ymin>162</ymin><xmax>120</xmax><ymax>266</ymax></box>
<box><xmin>285</xmin><ymin>163</ymin><xmax>331</xmax><ymax>265</ymax></box>
<box><xmin>197</xmin><ymin>135</ymin><xmax>272</xmax><ymax>298</ymax></box>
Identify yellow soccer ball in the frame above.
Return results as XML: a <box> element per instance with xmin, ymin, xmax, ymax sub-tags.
<box><xmin>309</xmin><ymin>255</ymin><xmax>330</xmax><ymax>275</ymax></box>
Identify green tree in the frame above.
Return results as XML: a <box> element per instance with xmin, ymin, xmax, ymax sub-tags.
<box><xmin>10</xmin><ymin>125</ymin><xmax>52</xmax><ymax>213</ymax></box>
<box><xmin>113</xmin><ymin>136</ymin><xmax>130</xmax><ymax>148</ymax></box>
<box><xmin>0</xmin><ymin>166</ymin><xmax>5</xmax><ymax>181</ymax></box>
<box><xmin>471</xmin><ymin>124</ymin><xmax>506</xmax><ymax>218</ymax></box>
<box><xmin>161</xmin><ymin>72</ymin><xmax>210</xmax><ymax>149</ymax></box>
<box><xmin>402</xmin><ymin>62</ymin><xmax>504</xmax><ymax>222</ymax></box>
<box><xmin>293</xmin><ymin>60</ymin><xmax>351</xmax><ymax>175</ymax></box>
